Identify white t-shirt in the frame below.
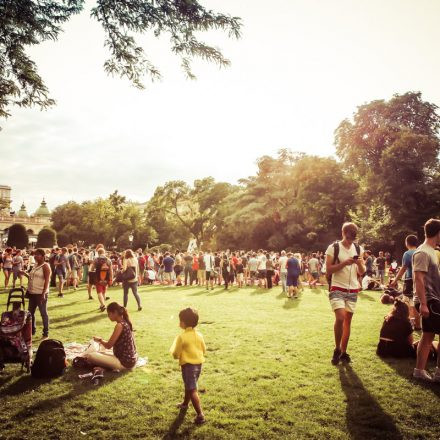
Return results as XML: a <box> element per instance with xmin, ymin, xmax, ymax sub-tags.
<box><xmin>257</xmin><ymin>254</ymin><xmax>267</xmax><ymax>271</ymax></box>
<box><xmin>279</xmin><ymin>256</ymin><xmax>288</xmax><ymax>273</ymax></box>
<box><xmin>204</xmin><ymin>254</ymin><xmax>214</xmax><ymax>271</ymax></box>
<box><xmin>326</xmin><ymin>242</ymin><xmax>364</xmax><ymax>290</ymax></box>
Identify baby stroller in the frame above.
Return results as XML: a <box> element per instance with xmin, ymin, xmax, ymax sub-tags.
<box><xmin>0</xmin><ymin>288</ymin><xmax>32</xmax><ymax>372</ymax></box>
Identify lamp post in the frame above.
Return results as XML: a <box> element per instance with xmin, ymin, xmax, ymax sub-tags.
<box><xmin>128</xmin><ymin>233</ymin><xmax>134</xmax><ymax>248</ymax></box>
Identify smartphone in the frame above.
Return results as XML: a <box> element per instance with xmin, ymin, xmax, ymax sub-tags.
<box><xmin>353</xmin><ymin>255</ymin><xmax>359</xmax><ymax>260</ymax></box>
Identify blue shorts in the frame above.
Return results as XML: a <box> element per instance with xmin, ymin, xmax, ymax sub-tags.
<box><xmin>181</xmin><ymin>363</ymin><xmax>202</xmax><ymax>390</ymax></box>
<box><xmin>287</xmin><ymin>275</ymin><xmax>298</xmax><ymax>287</ymax></box>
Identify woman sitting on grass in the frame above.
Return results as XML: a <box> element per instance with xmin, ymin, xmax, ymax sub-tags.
<box><xmin>86</xmin><ymin>302</ymin><xmax>138</xmax><ymax>370</ymax></box>
<box><xmin>377</xmin><ymin>298</ymin><xmax>439</xmax><ymax>359</ymax></box>
<box><xmin>377</xmin><ymin>298</ymin><xmax>416</xmax><ymax>358</ymax></box>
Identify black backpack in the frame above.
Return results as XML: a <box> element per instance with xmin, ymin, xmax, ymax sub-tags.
<box><xmin>31</xmin><ymin>339</ymin><xmax>67</xmax><ymax>378</ymax></box>
<box><xmin>326</xmin><ymin>241</ymin><xmax>361</xmax><ymax>291</ymax></box>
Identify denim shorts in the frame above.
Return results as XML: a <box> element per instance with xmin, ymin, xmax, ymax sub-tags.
<box><xmin>181</xmin><ymin>363</ymin><xmax>202</xmax><ymax>390</ymax></box>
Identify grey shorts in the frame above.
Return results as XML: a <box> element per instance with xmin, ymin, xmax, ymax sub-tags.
<box><xmin>181</xmin><ymin>363</ymin><xmax>202</xmax><ymax>390</ymax></box>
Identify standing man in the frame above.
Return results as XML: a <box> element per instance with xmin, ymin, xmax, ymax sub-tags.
<box><xmin>162</xmin><ymin>252</ymin><xmax>175</xmax><ymax>286</ymax></box>
<box><xmin>203</xmin><ymin>250</ymin><xmax>215</xmax><ymax>291</ymax></box>
<box><xmin>412</xmin><ymin>219</ymin><xmax>440</xmax><ymax>382</ymax></box>
<box><xmin>55</xmin><ymin>247</ymin><xmax>70</xmax><ymax>297</ymax></box>
<box><xmin>376</xmin><ymin>251</ymin><xmax>386</xmax><ymax>285</ymax></box>
<box><xmin>390</xmin><ymin>235</ymin><xmax>420</xmax><ymax>329</ymax></box>
<box><xmin>278</xmin><ymin>250</ymin><xmax>288</xmax><ymax>295</ymax></box>
<box><xmin>308</xmin><ymin>253</ymin><xmax>320</xmax><ymax>288</ymax></box>
<box><xmin>326</xmin><ymin>222</ymin><xmax>365</xmax><ymax>365</ymax></box>
<box><xmin>286</xmin><ymin>252</ymin><xmax>301</xmax><ymax>299</ymax></box>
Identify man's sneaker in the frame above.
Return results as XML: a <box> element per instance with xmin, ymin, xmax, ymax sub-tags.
<box><xmin>413</xmin><ymin>368</ymin><xmax>432</xmax><ymax>382</ymax></box>
<box><xmin>331</xmin><ymin>348</ymin><xmax>341</xmax><ymax>365</ymax></box>
<box><xmin>340</xmin><ymin>352</ymin><xmax>351</xmax><ymax>364</ymax></box>
<box><xmin>432</xmin><ymin>367</ymin><xmax>440</xmax><ymax>383</ymax></box>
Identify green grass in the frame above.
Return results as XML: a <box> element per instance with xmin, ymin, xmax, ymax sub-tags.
<box><xmin>0</xmin><ymin>278</ymin><xmax>440</xmax><ymax>440</ymax></box>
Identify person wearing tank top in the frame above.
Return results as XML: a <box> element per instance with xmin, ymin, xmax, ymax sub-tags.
<box><xmin>21</xmin><ymin>248</ymin><xmax>51</xmax><ymax>339</ymax></box>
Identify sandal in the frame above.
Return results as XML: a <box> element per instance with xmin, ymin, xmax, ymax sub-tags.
<box><xmin>99</xmin><ymin>305</ymin><xmax>106</xmax><ymax>312</ymax></box>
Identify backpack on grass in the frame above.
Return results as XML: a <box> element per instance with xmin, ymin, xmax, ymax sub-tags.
<box><xmin>31</xmin><ymin>339</ymin><xmax>67</xmax><ymax>378</ymax></box>
<box><xmin>326</xmin><ymin>241</ymin><xmax>361</xmax><ymax>291</ymax></box>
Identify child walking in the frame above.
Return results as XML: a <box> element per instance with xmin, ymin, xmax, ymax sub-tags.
<box><xmin>170</xmin><ymin>307</ymin><xmax>206</xmax><ymax>425</ymax></box>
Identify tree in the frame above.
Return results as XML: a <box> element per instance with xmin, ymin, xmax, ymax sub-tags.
<box><xmin>36</xmin><ymin>227</ymin><xmax>57</xmax><ymax>248</ymax></box>
<box><xmin>7</xmin><ymin>223</ymin><xmax>29</xmax><ymax>248</ymax></box>
<box><xmin>335</xmin><ymin>92</ymin><xmax>440</xmax><ymax>250</ymax></box>
<box><xmin>0</xmin><ymin>1</ymin><xmax>241</xmax><ymax>122</ymax></box>
<box><xmin>217</xmin><ymin>150</ymin><xmax>357</xmax><ymax>251</ymax></box>
<box><xmin>146</xmin><ymin>178</ymin><xmax>233</xmax><ymax>246</ymax></box>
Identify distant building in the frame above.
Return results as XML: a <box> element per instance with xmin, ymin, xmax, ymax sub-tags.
<box><xmin>0</xmin><ymin>185</ymin><xmax>51</xmax><ymax>246</ymax></box>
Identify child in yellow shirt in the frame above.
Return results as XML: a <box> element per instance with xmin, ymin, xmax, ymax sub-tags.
<box><xmin>170</xmin><ymin>307</ymin><xmax>206</xmax><ymax>424</ymax></box>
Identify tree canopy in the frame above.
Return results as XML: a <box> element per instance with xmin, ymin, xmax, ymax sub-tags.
<box><xmin>7</xmin><ymin>223</ymin><xmax>29</xmax><ymax>248</ymax></box>
<box><xmin>0</xmin><ymin>0</ymin><xmax>241</xmax><ymax>122</ymax></box>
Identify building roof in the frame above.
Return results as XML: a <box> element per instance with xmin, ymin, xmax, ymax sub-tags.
<box><xmin>34</xmin><ymin>199</ymin><xmax>51</xmax><ymax>217</ymax></box>
<box><xmin>17</xmin><ymin>202</ymin><xmax>29</xmax><ymax>218</ymax></box>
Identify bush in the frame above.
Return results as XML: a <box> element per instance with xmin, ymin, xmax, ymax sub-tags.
<box><xmin>7</xmin><ymin>223</ymin><xmax>29</xmax><ymax>248</ymax></box>
<box><xmin>36</xmin><ymin>227</ymin><xmax>57</xmax><ymax>248</ymax></box>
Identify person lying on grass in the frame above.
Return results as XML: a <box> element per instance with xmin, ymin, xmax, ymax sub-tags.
<box><xmin>170</xmin><ymin>307</ymin><xmax>206</xmax><ymax>425</ymax></box>
<box><xmin>86</xmin><ymin>302</ymin><xmax>138</xmax><ymax>371</ymax></box>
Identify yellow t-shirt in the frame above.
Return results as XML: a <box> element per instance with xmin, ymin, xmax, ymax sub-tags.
<box><xmin>170</xmin><ymin>327</ymin><xmax>206</xmax><ymax>366</ymax></box>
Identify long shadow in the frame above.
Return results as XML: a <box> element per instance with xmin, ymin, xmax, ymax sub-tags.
<box><xmin>380</xmin><ymin>356</ymin><xmax>440</xmax><ymax>398</ymax></box>
<box><xmin>338</xmin><ymin>365</ymin><xmax>402</xmax><ymax>439</ymax></box>
<box><xmin>250</xmin><ymin>288</ymin><xmax>270</xmax><ymax>296</ymax></box>
<box><xmin>282</xmin><ymin>297</ymin><xmax>302</xmax><ymax>310</ymax></box>
<box><xmin>162</xmin><ymin>408</ymin><xmax>193</xmax><ymax>439</ymax></box>
<box><xmin>276</xmin><ymin>291</ymin><xmax>287</xmax><ymax>300</ymax></box>
<box><xmin>358</xmin><ymin>291</ymin><xmax>376</xmax><ymax>302</ymax></box>
<box><xmin>47</xmin><ymin>300</ymin><xmax>83</xmax><ymax>311</ymax></box>
<box><xmin>9</xmin><ymin>369</ymin><xmax>127</xmax><ymax>419</ymax></box>
<box><xmin>51</xmin><ymin>313</ymin><xmax>108</xmax><ymax>330</ymax></box>
<box><xmin>50</xmin><ymin>310</ymin><xmax>95</xmax><ymax>324</ymax></box>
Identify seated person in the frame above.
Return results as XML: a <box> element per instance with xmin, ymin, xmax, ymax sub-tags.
<box><xmin>86</xmin><ymin>302</ymin><xmax>138</xmax><ymax>370</ymax></box>
<box><xmin>362</xmin><ymin>274</ymin><xmax>382</xmax><ymax>291</ymax></box>
<box><xmin>377</xmin><ymin>298</ymin><xmax>416</xmax><ymax>358</ymax></box>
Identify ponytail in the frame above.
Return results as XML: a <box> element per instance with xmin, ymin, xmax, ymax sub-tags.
<box><xmin>121</xmin><ymin>306</ymin><xmax>133</xmax><ymax>331</ymax></box>
<box><xmin>107</xmin><ymin>302</ymin><xmax>134</xmax><ymax>331</ymax></box>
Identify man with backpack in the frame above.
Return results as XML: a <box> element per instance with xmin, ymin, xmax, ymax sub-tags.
<box><xmin>90</xmin><ymin>248</ymin><xmax>113</xmax><ymax>312</ymax></box>
<box><xmin>326</xmin><ymin>222</ymin><xmax>365</xmax><ymax>365</ymax></box>
<box><xmin>68</xmin><ymin>248</ymin><xmax>81</xmax><ymax>291</ymax></box>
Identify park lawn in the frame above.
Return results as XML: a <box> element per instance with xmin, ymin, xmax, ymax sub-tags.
<box><xmin>0</xmin><ymin>279</ymin><xmax>439</xmax><ymax>440</ymax></box>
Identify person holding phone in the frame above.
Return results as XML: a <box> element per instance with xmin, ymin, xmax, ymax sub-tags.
<box><xmin>326</xmin><ymin>222</ymin><xmax>365</xmax><ymax>365</ymax></box>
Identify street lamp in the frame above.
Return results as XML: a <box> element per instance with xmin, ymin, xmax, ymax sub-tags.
<box><xmin>128</xmin><ymin>233</ymin><xmax>134</xmax><ymax>247</ymax></box>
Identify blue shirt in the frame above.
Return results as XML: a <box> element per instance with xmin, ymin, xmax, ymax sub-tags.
<box><xmin>402</xmin><ymin>249</ymin><xmax>415</xmax><ymax>280</ymax></box>
<box><xmin>286</xmin><ymin>257</ymin><xmax>300</xmax><ymax>277</ymax></box>
<box><xmin>163</xmin><ymin>256</ymin><xmax>174</xmax><ymax>273</ymax></box>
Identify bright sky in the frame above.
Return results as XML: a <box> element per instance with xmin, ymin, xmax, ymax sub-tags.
<box><xmin>1</xmin><ymin>0</ymin><xmax>440</xmax><ymax>213</ymax></box>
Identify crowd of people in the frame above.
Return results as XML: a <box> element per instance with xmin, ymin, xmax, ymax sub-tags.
<box><xmin>1</xmin><ymin>217</ymin><xmax>440</xmax><ymax>421</ymax></box>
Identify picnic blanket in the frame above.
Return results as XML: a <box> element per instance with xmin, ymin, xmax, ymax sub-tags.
<box><xmin>64</xmin><ymin>341</ymin><xmax>148</xmax><ymax>369</ymax></box>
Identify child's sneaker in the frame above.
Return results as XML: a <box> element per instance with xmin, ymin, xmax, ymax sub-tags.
<box><xmin>413</xmin><ymin>368</ymin><xmax>432</xmax><ymax>382</ymax></box>
<box><xmin>194</xmin><ymin>414</ymin><xmax>206</xmax><ymax>425</ymax></box>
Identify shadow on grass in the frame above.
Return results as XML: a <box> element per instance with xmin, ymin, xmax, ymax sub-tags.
<box><xmin>250</xmin><ymin>288</ymin><xmax>271</xmax><ymax>296</ymax></box>
<box><xmin>51</xmin><ymin>312</ymin><xmax>108</xmax><ymax>330</ymax></box>
<box><xmin>47</xmin><ymin>300</ymin><xmax>83</xmax><ymax>311</ymax></box>
<box><xmin>50</xmin><ymin>310</ymin><xmax>95</xmax><ymax>324</ymax></box>
<box><xmin>358</xmin><ymin>291</ymin><xmax>376</xmax><ymax>302</ymax></box>
<box><xmin>163</xmin><ymin>408</ymin><xmax>193</xmax><ymax>439</ymax></box>
<box><xmin>282</xmin><ymin>297</ymin><xmax>301</xmax><ymax>310</ymax></box>
<box><xmin>338</xmin><ymin>365</ymin><xmax>402</xmax><ymax>440</ymax></box>
<box><xmin>7</xmin><ymin>368</ymin><xmax>128</xmax><ymax>419</ymax></box>
<box><xmin>380</xmin><ymin>356</ymin><xmax>440</xmax><ymax>398</ymax></box>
